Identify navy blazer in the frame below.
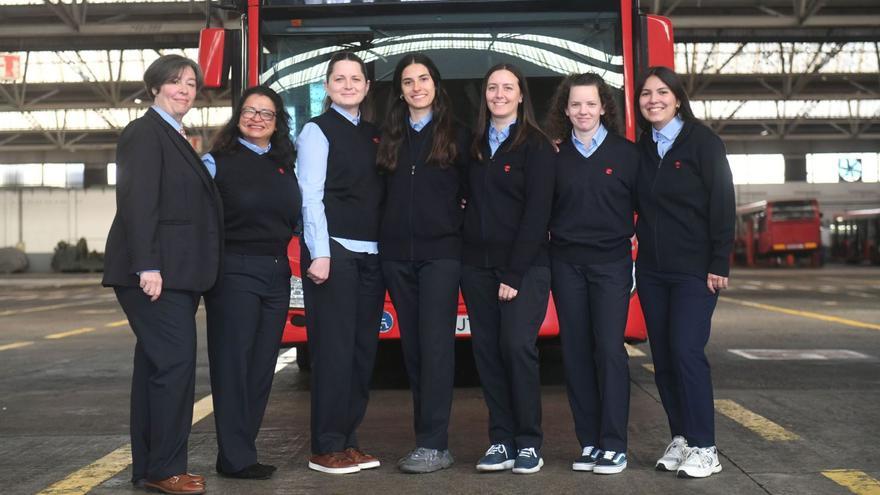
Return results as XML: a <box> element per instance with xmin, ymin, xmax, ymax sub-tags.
<box><xmin>102</xmin><ymin>108</ymin><xmax>223</xmax><ymax>292</ymax></box>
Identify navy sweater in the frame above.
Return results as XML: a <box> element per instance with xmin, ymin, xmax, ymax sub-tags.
<box><xmin>635</xmin><ymin>121</ymin><xmax>735</xmax><ymax>277</ymax></box>
<box><xmin>550</xmin><ymin>133</ymin><xmax>638</xmax><ymax>265</ymax></box>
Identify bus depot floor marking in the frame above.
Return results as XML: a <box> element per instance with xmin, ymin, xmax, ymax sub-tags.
<box><xmin>45</xmin><ymin>327</ymin><xmax>97</xmax><ymax>340</ymax></box>
<box><xmin>0</xmin><ymin>297</ymin><xmax>115</xmax><ymax>317</ymax></box>
<box><xmin>822</xmin><ymin>469</ymin><xmax>880</xmax><ymax>495</ymax></box>
<box><xmin>625</xmin><ymin>343</ymin><xmax>646</xmax><ymax>357</ymax></box>
<box><xmin>105</xmin><ymin>319</ymin><xmax>129</xmax><ymax>328</ymax></box>
<box><xmin>0</xmin><ymin>341</ymin><xmax>34</xmax><ymax>351</ymax></box>
<box><xmin>720</xmin><ymin>296</ymin><xmax>880</xmax><ymax>332</ymax></box>
<box><xmin>642</xmin><ymin>363</ymin><xmax>655</xmax><ymax>373</ymax></box>
<box><xmin>714</xmin><ymin>399</ymin><xmax>800</xmax><ymax>441</ymax></box>
<box><xmin>729</xmin><ymin>349</ymin><xmax>871</xmax><ymax>360</ymax></box>
<box><xmin>38</xmin><ymin>348</ymin><xmax>299</xmax><ymax>495</ymax></box>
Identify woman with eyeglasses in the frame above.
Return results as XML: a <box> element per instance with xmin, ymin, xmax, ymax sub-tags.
<box><xmin>202</xmin><ymin>85</ymin><xmax>301</xmax><ymax>480</ymax></box>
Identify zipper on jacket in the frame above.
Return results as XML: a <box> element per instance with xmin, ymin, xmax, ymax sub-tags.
<box><xmin>482</xmin><ymin>155</ymin><xmax>492</xmax><ymax>267</ymax></box>
<box><xmin>409</xmin><ymin>162</ymin><xmax>415</xmax><ymax>260</ymax></box>
<box><xmin>649</xmin><ymin>149</ymin><xmax>663</xmax><ymax>268</ymax></box>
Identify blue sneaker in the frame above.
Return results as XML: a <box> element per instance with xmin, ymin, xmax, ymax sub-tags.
<box><xmin>572</xmin><ymin>445</ymin><xmax>602</xmax><ymax>471</ymax></box>
<box><xmin>476</xmin><ymin>444</ymin><xmax>515</xmax><ymax>471</ymax></box>
<box><xmin>512</xmin><ymin>447</ymin><xmax>544</xmax><ymax>474</ymax></box>
<box><xmin>594</xmin><ymin>450</ymin><xmax>627</xmax><ymax>474</ymax></box>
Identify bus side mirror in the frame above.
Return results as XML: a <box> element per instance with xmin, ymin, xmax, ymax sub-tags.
<box><xmin>199</xmin><ymin>28</ymin><xmax>228</xmax><ymax>89</ymax></box>
<box><xmin>645</xmin><ymin>15</ymin><xmax>675</xmax><ymax>69</ymax></box>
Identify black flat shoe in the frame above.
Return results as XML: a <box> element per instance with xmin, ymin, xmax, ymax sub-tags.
<box><xmin>217</xmin><ymin>462</ymin><xmax>277</xmax><ymax>480</ymax></box>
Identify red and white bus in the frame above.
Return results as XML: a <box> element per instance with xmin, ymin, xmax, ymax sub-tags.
<box><xmin>831</xmin><ymin>208</ymin><xmax>880</xmax><ymax>265</ymax></box>
<box><xmin>199</xmin><ymin>0</ymin><xmax>675</xmax><ymax>368</ymax></box>
<box><xmin>734</xmin><ymin>199</ymin><xmax>822</xmax><ymax>267</ymax></box>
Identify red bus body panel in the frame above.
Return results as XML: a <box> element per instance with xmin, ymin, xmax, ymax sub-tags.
<box><xmin>198</xmin><ymin>28</ymin><xmax>226</xmax><ymax>89</ymax></box>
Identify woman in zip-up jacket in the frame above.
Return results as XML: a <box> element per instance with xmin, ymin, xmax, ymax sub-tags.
<box><xmin>634</xmin><ymin>66</ymin><xmax>735</xmax><ymax>479</ymax></box>
<box><xmin>377</xmin><ymin>53</ymin><xmax>468</xmax><ymax>474</ymax></box>
<box><xmin>545</xmin><ymin>73</ymin><xmax>639</xmax><ymax>475</ymax></box>
<box><xmin>461</xmin><ymin>63</ymin><xmax>555</xmax><ymax>475</ymax></box>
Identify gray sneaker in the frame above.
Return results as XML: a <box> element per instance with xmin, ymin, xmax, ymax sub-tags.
<box><xmin>398</xmin><ymin>447</ymin><xmax>454</xmax><ymax>474</ymax></box>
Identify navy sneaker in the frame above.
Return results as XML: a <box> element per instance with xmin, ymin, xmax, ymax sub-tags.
<box><xmin>512</xmin><ymin>447</ymin><xmax>544</xmax><ymax>474</ymax></box>
<box><xmin>593</xmin><ymin>450</ymin><xmax>627</xmax><ymax>474</ymax></box>
<box><xmin>475</xmin><ymin>444</ymin><xmax>515</xmax><ymax>471</ymax></box>
<box><xmin>572</xmin><ymin>445</ymin><xmax>601</xmax><ymax>472</ymax></box>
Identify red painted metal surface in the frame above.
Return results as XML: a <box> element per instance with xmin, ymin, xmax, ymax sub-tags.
<box><xmin>198</xmin><ymin>28</ymin><xmax>226</xmax><ymax>89</ymax></box>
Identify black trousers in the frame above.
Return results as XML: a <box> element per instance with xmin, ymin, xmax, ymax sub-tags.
<box><xmin>205</xmin><ymin>253</ymin><xmax>291</xmax><ymax>472</ymax></box>
<box><xmin>552</xmin><ymin>256</ymin><xmax>633</xmax><ymax>453</ymax></box>
<box><xmin>460</xmin><ymin>265</ymin><xmax>550</xmax><ymax>451</ymax></box>
<box><xmin>301</xmin><ymin>239</ymin><xmax>385</xmax><ymax>454</ymax></box>
<box><xmin>382</xmin><ymin>259</ymin><xmax>460</xmax><ymax>450</ymax></box>
<box><xmin>636</xmin><ymin>268</ymin><xmax>718</xmax><ymax>447</ymax></box>
<box><xmin>115</xmin><ymin>286</ymin><xmax>200</xmax><ymax>482</ymax></box>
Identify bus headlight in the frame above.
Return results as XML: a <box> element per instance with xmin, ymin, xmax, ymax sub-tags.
<box><xmin>289</xmin><ymin>276</ymin><xmax>305</xmax><ymax>309</ymax></box>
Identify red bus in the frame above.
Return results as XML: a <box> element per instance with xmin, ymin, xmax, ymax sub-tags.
<box><xmin>199</xmin><ymin>0</ymin><xmax>674</xmax><ymax>368</ymax></box>
<box><xmin>734</xmin><ymin>199</ymin><xmax>822</xmax><ymax>267</ymax></box>
<box><xmin>831</xmin><ymin>208</ymin><xmax>880</xmax><ymax>265</ymax></box>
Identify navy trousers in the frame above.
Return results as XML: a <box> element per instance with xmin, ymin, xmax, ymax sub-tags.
<box><xmin>382</xmin><ymin>259</ymin><xmax>460</xmax><ymax>450</ymax></box>
<box><xmin>636</xmin><ymin>268</ymin><xmax>718</xmax><ymax>447</ymax></box>
<box><xmin>552</xmin><ymin>255</ymin><xmax>632</xmax><ymax>453</ymax></box>
<box><xmin>301</xmin><ymin>239</ymin><xmax>385</xmax><ymax>454</ymax></box>
<box><xmin>115</xmin><ymin>286</ymin><xmax>200</xmax><ymax>482</ymax></box>
<box><xmin>460</xmin><ymin>265</ymin><xmax>550</xmax><ymax>451</ymax></box>
<box><xmin>205</xmin><ymin>253</ymin><xmax>291</xmax><ymax>472</ymax></box>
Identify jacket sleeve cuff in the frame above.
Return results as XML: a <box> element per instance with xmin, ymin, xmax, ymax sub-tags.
<box><xmin>500</xmin><ymin>269</ymin><xmax>524</xmax><ymax>291</ymax></box>
<box><xmin>708</xmin><ymin>257</ymin><xmax>730</xmax><ymax>277</ymax></box>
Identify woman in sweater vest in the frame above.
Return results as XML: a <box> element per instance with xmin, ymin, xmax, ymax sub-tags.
<box><xmin>377</xmin><ymin>53</ymin><xmax>468</xmax><ymax>474</ymax></box>
<box><xmin>545</xmin><ymin>73</ymin><xmax>639</xmax><ymax>475</ymax></box>
<box><xmin>635</xmin><ymin>66</ymin><xmax>735</xmax><ymax>479</ymax></box>
<box><xmin>202</xmin><ymin>85</ymin><xmax>300</xmax><ymax>480</ymax></box>
<box><xmin>461</xmin><ymin>63</ymin><xmax>555</xmax><ymax>475</ymax></box>
<box><xmin>296</xmin><ymin>52</ymin><xmax>386</xmax><ymax>475</ymax></box>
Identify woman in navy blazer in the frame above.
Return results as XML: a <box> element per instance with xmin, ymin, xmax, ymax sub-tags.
<box><xmin>103</xmin><ymin>54</ymin><xmax>221</xmax><ymax>495</ymax></box>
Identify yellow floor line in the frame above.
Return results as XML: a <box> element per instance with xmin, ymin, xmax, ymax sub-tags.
<box><xmin>714</xmin><ymin>399</ymin><xmax>800</xmax><ymax>441</ymax></box>
<box><xmin>45</xmin><ymin>327</ymin><xmax>97</xmax><ymax>340</ymax></box>
<box><xmin>38</xmin><ymin>348</ymin><xmax>299</xmax><ymax>494</ymax></box>
<box><xmin>822</xmin><ymin>469</ymin><xmax>880</xmax><ymax>495</ymax></box>
<box><xmin>625</xmin><ymin>343</ymin><xmax>646</xmax><ymax>357</ymax></box>
<box><xmin>720</xmin><ymin>296</ymin><xmax>880</xmax><ymax>332</ymax></box>
<box><xmin>0</xmin><ymin>341</ymin><xmax>34</xmax><ymax>351</ymax></box>
<box><xmin>105</xmin><ymin>319</ymin><xmax>129</xmax><ymax>328</ymax></box>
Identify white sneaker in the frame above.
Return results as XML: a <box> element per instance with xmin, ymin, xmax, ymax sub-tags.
<box><xmin>676</xmin><ymin>446</ymin><xmax>722</xmax><ymax>478</ymax></box>
<box><xmin>655</xmin><ymin>436</ymin><xmax>688</xmax><ymax>472</ymax></box>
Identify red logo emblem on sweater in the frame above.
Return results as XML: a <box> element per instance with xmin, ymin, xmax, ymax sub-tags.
<box><xmin>503</xmin><ymin>164</ymin><xmax>511</xmax><ymax>173</ymax></box>
<box><xmin>605</xmin><ymin>168</ymin><xmax>613</xmax><ymax>175</ymax></box>
<box><xmin>372</xmin><ymin>136</ymin><xmax>381</xmax><ymax>144</ymax></box>
<box><xmin>674</xmin><ymin>160</ymin><xmax>682</xmax><ymax>169</ymax></box>
<box><xmin>278</xmin><ymin>168</ymin><xmax>285</xmax><ymax>174</ymax></box>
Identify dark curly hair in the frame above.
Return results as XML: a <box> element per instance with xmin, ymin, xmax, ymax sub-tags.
<box><xmin>377</xmin><ymin>53</ymin><xmax>457</xmax><ymax>172</ymax></box>
<box><xmin>544</xmin><ymin>72</ymin><xmax>620</xmax><ymax>142</ymax></box>
<box><xmin>209</xmin><ymin>85</ymin><xmax>295</xmax><ymax>170</ymax></box>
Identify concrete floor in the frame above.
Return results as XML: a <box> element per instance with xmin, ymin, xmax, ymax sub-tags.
<box><xmin>0</xmin><ymin>266</ymin><xmax>878</xmax><ymax>494</ymax></box>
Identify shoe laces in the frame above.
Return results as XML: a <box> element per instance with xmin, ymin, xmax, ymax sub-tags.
<box><xmin>485</xmin><ymin>444</ymin><xmax>508</xmax><ymax>456</ymax></box>
<box><xmin>601</xmin><ymin>450</ymin><xmax>618</xmax><ymax>460</ymax></box>
<box><xmin>664</xmin><ymin>437</ymin><xmax>688</xmax><ymax>457</ymax></box>
<box><xmin>410</xmin><ymin>447</ymin><xmax>434</xmax><ymax>460</ymax></box>
<box><xmin>685</xmin><ymin>446</ymin><xmax>716</xmax><ymax>467</ymax></box>
<box><xmin>581</xmin><ymin>446</ymin><xmax>596</xmax><ymax>458</ymax></box>
<box><xmin>518</xmin><ymin>447</ymin><xmax>538</xmax><ymax>459</ymax></box>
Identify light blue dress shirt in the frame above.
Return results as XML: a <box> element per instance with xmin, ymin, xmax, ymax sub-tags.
<box><xmin>572</xmin><ymin>123</ymin><xmax>608</xmax><ymax>159</ymax></box>
<box><xmin>201</xmin><ymin>137</ymin><xmax>271</xmax><ymax>178</ymax></box>
<box><xmin>296</xmin><ymin>103</ymin><xmax>378</xmax><ymax>258</ymax></box>
<box><xmin>488</xmin><ymin>120</ymin><xmax>515</xmax><ymax>157</ymax></box>
<box><xmin>652</xmin><ymin>115</ymin><xmax>684</xmax><ymax>159</ymax></box>
<box><xmin>410</xmin><ymin>111</ymin><xmax>433</xmax><ymax>132</ymax></box>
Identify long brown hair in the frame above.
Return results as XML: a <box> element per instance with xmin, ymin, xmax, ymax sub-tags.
<box><xmin>635</xmin><ymin>66</ymin><xmax>698</xmax><ymax>131</ymax></box>
<box><xmin>471</xmin><ymin>63</ymin><xmax>548</xmax><ymax>161</ymax></box>
<box><xmin>544</xmin><ymin>73</ymin><xmax>620</xmax><ymax>142</ymax></box>
<box><xmin>377</xmin><ymin>53</ymin><xmax>457</xmax><ymax>172</ymax></box>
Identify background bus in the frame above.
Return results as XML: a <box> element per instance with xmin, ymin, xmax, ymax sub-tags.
<box><xmin>734</xmin><ymin>199</ymin><xmax>822</xmax><ymax>267</ymax></box>
<box><xmin>831</xmin><ymin>208</ymin><xmax>880</xmax><ymax>265</ymax></box>
<box><xmin>199</xmin><ymin>0</ymin><xmax>675</xmax><ymax>368</ymax></box>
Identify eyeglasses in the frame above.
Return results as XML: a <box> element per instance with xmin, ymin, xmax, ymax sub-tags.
<box><xmin>241</xmin><ymin>107</ymin><xmax>276</xmax><ymax>121</ymax></box>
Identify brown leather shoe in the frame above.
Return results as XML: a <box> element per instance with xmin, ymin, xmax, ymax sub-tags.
<box><xmin>308</xmin><ymin>452</ymin><xmax>361</xmax><ymax>474</ymax></box>
<box><xmin>143</xmin><ymin>474</ymin><xmax>206</xmax><ymax>494</ymax></box>
<box><xmin>345</xmin><ymin>447</ymin><xmax>381</xmax><ymax>469</ymax></box>
<box><xmin>184</xmin><ymin>473</ymin><xmax>205</xmax><ymax>484</ymax></box>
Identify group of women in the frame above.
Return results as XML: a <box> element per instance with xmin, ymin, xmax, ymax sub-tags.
<box><xmin>103</xmin><ymin>49</ymin><xmax>734</xmax><ymax>494</ymax></box>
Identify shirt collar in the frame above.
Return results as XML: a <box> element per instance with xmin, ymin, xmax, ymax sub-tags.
<box><xmin>151</xmin><ymin>105</ymin><xmax>184</xmax><ymax>133</ymax></box>
<box><xmin>488</xmin><ymin>119</ymin><xmax>516</xmax><ymax>142</ymax></box>
<box><xmin>571</xmin><ymin>123</ymin><xmax>607</xmax><ymax>150</ymax></box>
<box><xmin>652</xmin><ymin>114</ymin><xmax>683</xmax><ymax>143</ymax></box>
<box><xmin>237</xmin><ymin>136</ymin><xmax>271</xmax><ymax>155</ymax></box>
<box><xmin>331</xmin><ymin>102</ymin><xmax>360</xmax><ymax>125</ymax></box>
<box><xmin>409</xmin><ymin>111</ymin><xmax>433</xmax><ymax>132</ymax></box>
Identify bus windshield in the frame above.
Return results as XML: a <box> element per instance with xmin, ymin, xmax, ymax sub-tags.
<box><xmin>772</xmin><ymin>202</ymin><xmax>817</xmax><ymax>222</ymax></box>
<box><xmin>257</xmin><ymin>1</ymin><xmax>624</xmax><ymax>134</ymax></box>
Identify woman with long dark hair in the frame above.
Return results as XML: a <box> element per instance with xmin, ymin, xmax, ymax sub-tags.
<box><xmin>377</xmin><ymin>53</ymin><xmax>467</xmax><ymax>474</ymax></box>
<box><xmin>461</xmin><ymin>63</ymin><xmax>555</xmax><ymax>475</ymax></box>
<box><xmin>296</xmin><ymin>51</ymin><xmax>385</xmax><ymax>475</ymax></box>
<box><xmin>635</xmin><ymin>66</ymin><xmax>735</xmax><ymax>479</ymax></box>
<box><xmin>202</xmin><ymin>85</ymin><xmax>300</xmax><ymax>480</ymax></box>
<box><xmin>545</xmin><ymin>73</ymin><xmax>639</xmax><ymax>475</ymax></box>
